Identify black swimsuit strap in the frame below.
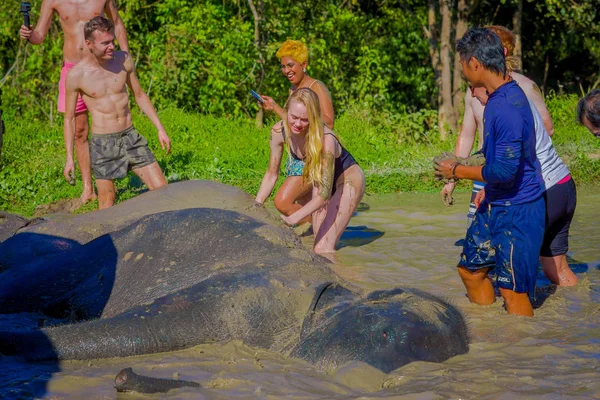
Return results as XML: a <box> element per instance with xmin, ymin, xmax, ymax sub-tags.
<box><xmin>324</xmin><ymin>131</ymin><xmax>340</xmax><ymax>144</ymax></box>
<box><xmin>281</xmin><ymin>126</ymin><xmax>303</xmax><ymax>160</ymax></box>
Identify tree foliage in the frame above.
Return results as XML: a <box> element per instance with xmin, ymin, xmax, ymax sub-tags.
<box><xmin>0</xmin><ymin>0</ymin><xmax>598</xmax><ymax>124</ymax></box>
<box><xmin>469</xmin><ymin>0</ymin><xmax>600</xmax><ymax>94</ymax></box>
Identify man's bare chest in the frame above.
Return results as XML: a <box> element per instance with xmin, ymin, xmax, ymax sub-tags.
<box><xmin>80</xmin><ymin>69</ymin><xmax>127</xmax><ymax>99</ymax></box>
<box><xmin>55</xmin><ymin>0</ymin><xmax>106</xmax><ymax>24</ymax></box>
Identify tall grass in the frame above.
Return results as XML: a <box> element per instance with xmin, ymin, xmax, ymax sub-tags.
<box><xmin>1</xmin><ymin>94</ymin><xmax>598</xmax><ymax>216</ymax></box>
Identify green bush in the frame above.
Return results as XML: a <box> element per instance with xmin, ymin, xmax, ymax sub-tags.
<box><xmin>6</xmin><ymin>92</ymin><xmax>598</xmax><ymax>217</ymax></box>
<box><xmin>0</xmin><ymin>103</ymin><xmax>451</xmax><ymax>216</ymax></box>
<box><xmin>0</xmin><ymin>0</ymin><xmax>434</xmax><ymax>121</ymax></box>
<box><xmin>545</xmin><ymin>93</ymin><xmax>600</xmax><ymax>185</ymax></box>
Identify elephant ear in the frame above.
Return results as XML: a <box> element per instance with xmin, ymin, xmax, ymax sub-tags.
<box><xmin>299</xmin><ymin>282</ymin><xmax>356</xmax><ymax>339</ymax></box>
<box><xmin>299</xmin><ymin>282</ymin><xmax>333</xmax><ymax>338</ymax></box>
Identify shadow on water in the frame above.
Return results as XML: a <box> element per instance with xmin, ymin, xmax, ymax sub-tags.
<box><xmin>0</xmin><ymin>231</ymin><xmax>119</xmax><ymax>398</ymax></box>
<box><xmin>484</xmin><ymin>255</ymin><xmax>590</xmax><ymax>309</ymax></box>
<box><xmin>532</xmin><ymin>285</ymin><xmax>557</xmax><ymax>309</ymax></box>
<box><xmin>532</xmin><ymin>255</ymin><xmax>590</xmax><ymax>308</ymax></box>
<box><xmin>534</xmin><ymin>255</ymin><xmax>590</xmax><ymax>287</ymax></box>
<box><xmin>337</xmin><ymin>225</ymin><xmax>385</xmax><ymax>250</ymax></box>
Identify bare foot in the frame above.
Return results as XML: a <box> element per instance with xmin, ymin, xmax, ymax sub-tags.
<box><xmin>80</xmin><ymin>190</ymin><xmax>97</xmax><ymax>204</ymax></box>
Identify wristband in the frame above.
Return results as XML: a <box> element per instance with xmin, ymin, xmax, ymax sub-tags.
<box><xmin>452</xmin><ymin>163</ymin><xmax>459</xmax><ymax>180</ymax></box>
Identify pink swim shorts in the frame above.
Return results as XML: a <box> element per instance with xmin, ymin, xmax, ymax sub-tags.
<box><xmin>57</xmin><ymin>62</ymin><xmax>87</xmax><ymax>113</ymax></box>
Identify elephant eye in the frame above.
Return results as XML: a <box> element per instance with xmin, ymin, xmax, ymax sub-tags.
<box><xmin>382</xmin><ymin>331</ymin><xmax>388</xmax><ymax>340</ymax></box>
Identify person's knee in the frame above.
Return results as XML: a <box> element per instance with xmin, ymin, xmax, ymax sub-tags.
<box><xmin>136</xmin><ymin>163</ymin><xmax>167</xmax><ymax>190</ymax></box>
<box><xmin>458</xmin><ymin>265</ymin><xmax>487</xmax><ymax>283</ymax></box>
<box><xmin>499</xmin><ymin>288</ymin><xmax>526</xmax><ymax>301</ymax></box>
<box><xmin>499</xmin><ymin>288</ymin><xmax>533</xmax><ymax>316</ymax></box>
<box><xmin>149</xmin><ymin>179</ymin><xmax>167</xmax><ymax>191</ymax></box>
<box><xmin>274</xmin><ymin>191</ymin><xmax>293</xmax><ymax>215</ymax></box>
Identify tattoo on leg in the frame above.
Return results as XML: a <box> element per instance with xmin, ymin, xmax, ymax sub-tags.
<box><xmin>320</xmin><ymin>152</ymin><xmax>335</xmax><ymax>200</ymax></box>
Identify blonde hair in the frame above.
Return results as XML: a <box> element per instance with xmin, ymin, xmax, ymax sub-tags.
<box><xmin>283</xmin><ymin>88</ymin><xmax>324</xmax><ymax>186</ymax></box>
<box><xmin>486</xmin><ymin>25</ymin><xmax>521</xmax><ymax>72</ymax></box>
<box><xmin>276</xmin><ymin>40</ymin><xmax>308</xmax><ymax>64</ymax></box>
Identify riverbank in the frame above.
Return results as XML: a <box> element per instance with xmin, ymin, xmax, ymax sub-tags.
<box><xmin>1</xmin><ymin>94</ymin><xmax>598</xmax><ymax>216</ymax></box>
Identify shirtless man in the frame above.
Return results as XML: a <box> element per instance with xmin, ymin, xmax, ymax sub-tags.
<box><xmin>63</xmin><ymin>16</ymin><xmax>170</xmax><ymax>210</ymax></box>
<box><xmin>441</xmin><ymin>25</ymin><xmax>554</xmax><ymax>226</ymax></box>
<box><xmin>20</xmin><ymin>0</ymin><xmax>129</xmax><ymax>203</ymax></box>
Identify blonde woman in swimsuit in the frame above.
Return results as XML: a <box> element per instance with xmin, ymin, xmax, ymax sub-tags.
<box><xmin>256</xmin><ymin>40</ymin><xmax>334</xmax><ymax>222</ymax></box>
<box><xmin>257</xmin><ymin>88</ymin><xmax>364</xmax><ymax>255</ymax></box>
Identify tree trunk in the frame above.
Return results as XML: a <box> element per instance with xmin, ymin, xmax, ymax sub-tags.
<box><xmin>542</xmin><ymin>54</ymin><xmax>550</xmax><ymax>94</ymax></box>
<box><xmin>425</xmin><ymin>0</ymin><xmax>439</xmax><ymax>71</ymax></box>
<box><xmin>452</xmin><ymin>0</ymin><xmax>469</xmax><ymax>123</ymax></box>
<box><xmin>438</xmin><ymin>0</ymin><xmax>456</xmax><ymax>139</ymax></box>
<box><xmin>424</xmin><ymin>0</ymin><xmax>442</xmax><ymax>113</ymax></box>
<box><xmin>512</xmin><ymin>0</ymin><xmax>523</xmax><ymax>70</ymax></box>
<box><xmin>247</xmin><ymin>0</ymin><xmax>265</xmax><ymax>128</ymax></box>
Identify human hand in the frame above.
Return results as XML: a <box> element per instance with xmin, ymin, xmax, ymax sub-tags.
<box><xmin>433</xmin><ymin>151</ymin><xmax>460</xmax><ymax>183</ymax></box>
<box><xmin>474</xmin><ymin>188</ymin><xmax>485</xmax><ymax>208</ymax></box>
<box><xmin>280</xmin><ymin>213</ymin><xmax>298</xmax><ymax>226</ymax></box>
<box><xmin>245</xmin><ymin>201</ymin><xmax>267</xmax><ymax>215</ymax></box>
<box><xmin>434</xmin><ymin>158</ymin><xmax>458</xmax><ymax>181</ymax></box>
<box><xmin>261</xmin><ymin>96</ymin><xmax>276</xmax><ymax>111</ymax></box>
<box><xmin>440</xmin><ymin>181</ymin><xmax>456</xmax><ymax>206</ymax></box>
<box><xmin>64</xmin><ymin>159</ymin><xmax>75</xmax><ymax>184</ymax></box>
<box><xmin>158</xmin><ymin>129</ymin><xmax>171</xmax><ymax>154</ymax></box>
<box><xmin>20</xmin><ymin>25</ymin><xmax>32</xmax><ymax>41</ymax></box>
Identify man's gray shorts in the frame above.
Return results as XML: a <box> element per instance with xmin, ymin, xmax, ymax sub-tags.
<box><xmin>90</xmin><ymin>125</ymin><xmax>156</xmax><ymax>180</ymax></box>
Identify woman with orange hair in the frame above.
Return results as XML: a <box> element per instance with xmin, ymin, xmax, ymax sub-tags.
<box><xmin>256</xmin><ymin>88</ymin><xmax>364</xmax><ymax>255</ymax></box>
<box><xmin>261</xmin><ymin>40</ymin><xmax>334</xmax><ymax>129</ymax></box>
<box><xmin>255</xmin><ymin>40</ymin><xmax>335</xmax><ymax>223</ymax></box>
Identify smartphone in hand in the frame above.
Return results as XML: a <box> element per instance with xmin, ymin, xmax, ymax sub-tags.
<box><xmin>250</xmin><ymin>90</ymin><xmax>264</xmax><ymax>104</ymax></box>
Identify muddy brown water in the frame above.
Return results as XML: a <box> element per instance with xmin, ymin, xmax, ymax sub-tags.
<box><xmin>1</xmin><ymin>189</ymin><xmax>599</xmax><ymax>399</ymax></box>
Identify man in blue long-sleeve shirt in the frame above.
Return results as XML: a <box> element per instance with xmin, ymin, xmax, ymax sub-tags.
<box><xmin>436</xmin><ymin>27</ymin><xmax>545</xmax><ymax>317</ymax></box>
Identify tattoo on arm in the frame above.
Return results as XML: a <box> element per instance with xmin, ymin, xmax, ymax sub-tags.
<box><xmin>320</xmin><ymin>152</ymin><xmax>335</xmax><ymax>200</ymax></box>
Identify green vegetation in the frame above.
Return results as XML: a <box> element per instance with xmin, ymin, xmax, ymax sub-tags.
<box><xmin>1</xmin><ymin>94</ymin><xmax>598</xmax><ymax>217</ymax></box>
<box><xmin>1</xmin><ymin>0</ymin><xmax>599</xmax><ymax>121</ymax></box>
<box><xmin>1</xmin><ymin>1</ymin><xmax>598</xmax><ymax>215</ymax></box>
